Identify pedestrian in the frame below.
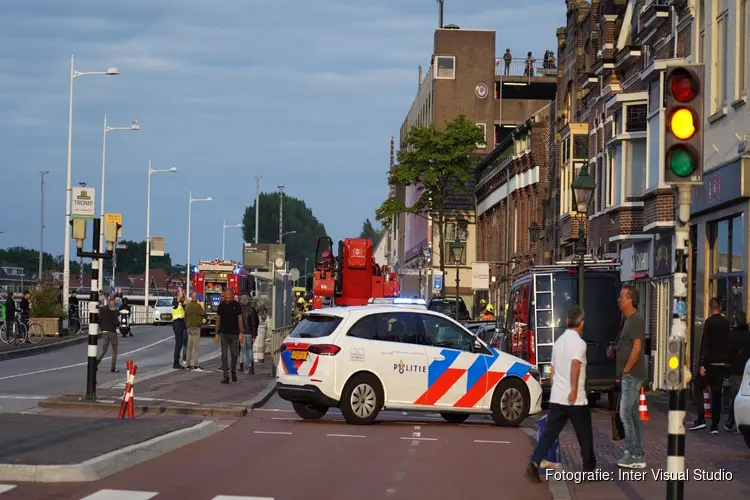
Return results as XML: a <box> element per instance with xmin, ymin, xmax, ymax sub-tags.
<box><xmin>171</xmin><ymin>289</ymin><xmax>187</xmax><ymax>370</ymax></box>
<box><xmin>725</xmin><ymin>311</ymin><xmax>750</xmax><ymax>432</ymax></box>
<box><xmin>97</xmin><ymin>295</ymin><xmax>120</xmax><ymax>372</ymax></box>
<box><xmin>216</xmin><ymin>289</ymin><xmax>244</xmax><ymax>383</ymax></box>
<box><xmin>690</xmin><ymin>297</ymin><xmax>731</xmax><ymax>433</ymax></box>
<box><xmin>240</xmin><ymin>295</ymin><xmax>259</xmax><ymax>375</ymax></box>
<box><xmin>185</xmin><ymin>292</ymin><xmax>206</xmax><ymax>371</ymax></box>
<box><xmin>4</xmin><ymin>292</ymin><xmax>16</xmax><ymax>340</ymax></box>
<box><xmin>524</xmin><ymin>51</ymin><xmax>535</xmax><ymax>76</ymax></box>
<box><xmin>615</xmin><ymin>283</ymin><xmax>647</xmax><ymax>468</ymax></box>
<box><xmin>527</xmin><ymin>306</ymin><xmax>595</xmax><ymax>482</ymax></box>
<box><xmin>503</xmin><ymin>48</ymin><xmax>512</xmax><ymax>75</ymax></box>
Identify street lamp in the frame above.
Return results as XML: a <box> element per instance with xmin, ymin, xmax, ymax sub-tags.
<box><xmin>98</xmin><ymin>115</ymin><xmax>139</xmax><ymax>283</ymax></box>
<box><xmin>304</xmin><ymin>257</ymin><xmax>309</xmax><ymax>290</ymax></box>
<box><xmin>278</xmin><ymin>230</ymin><xmax>296</xmax><ymax>243</ymax></box>
<box><xmin>417</xmin><ymin>246</ymin><xmax>426</xmax><ymax>299</ymax></box>
<box><xmin>186</xmin><ymin>191</ymin><xmax>212</xmax><ymax>297</ymax></box>
<box><xmin>570</xmin><ymin>164</ymin><xmax>596</xmax><ymax>308</ymax></box>
<box><xmin>449</xmin><ymin>234</ymin><xmax>465</xmax><ymax>320</ymax></box>
<box><xmin>62</xmin><ymin>55</ymin><xmax>120</xmax><ymax>312</ymax></box>
<box><xmin>222</xmin><ymin>220</ymin><xmax>242</xmax><ymax>260</ymax></box>
<box><xmin>39</xmin><ymin>171</ymin><xmax>50</xmax><ymax>281</ymax></box>
<box><xmin>145</xmin><ymin>161</ymin><xmax>177</xmax><ymax>309</ymax></box>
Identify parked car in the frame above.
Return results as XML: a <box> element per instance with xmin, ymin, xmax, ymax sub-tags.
<box><xmin>463</xmin><ymin>320</ymin><xmax>495</xmax><ymax>335</ymax></box>
<box><xmin>427</xmin><ymin>296</ymin><xmax>471</xmax><ymax>321</ymax></box>
<box><xmin>152</xmin><ymin>297</ymin><xmax>174</xmax><ymax>325</ymax></box>
<box><xmin>734</xmin><ymin>358</ymin><xmax>750</xmax><ymax>449</ymax></box>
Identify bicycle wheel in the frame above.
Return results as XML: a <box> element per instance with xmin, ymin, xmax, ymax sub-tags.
<box><xmin>70</xmin><ymin>318</ymin><xmax>82</xmax><ymax>336</ymax></box>
<box><xmin>0</xmin><ymin>324</ymin><xmax>10</xmax><ymax>344</ymax></box>
<box><xmin>27</xmin><ymin>322</ymin><xmax>44</xmax><ymax>345</ymax></box>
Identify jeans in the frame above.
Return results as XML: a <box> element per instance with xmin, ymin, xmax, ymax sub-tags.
<box><xmin>620</xmin><ymin>374</ymin><xmax>644</xmax><ymax>457</ymax></box>
<box><xmin>241</xmin><ymin>336</ymin><xmax>254</xmax><ymax>370</ymax></box>
<box><xmin>172</xmin><ymin>319</ymin><xmax>186</xmax><ymax>364</ymax></box>
<box><xmin>726</xmin><ymin>374</ymin><xmax>742</xmax><ymax>428</ymax></box>
<box><xmin>220</xmin><ymin>335</ymin><xmax>239</xmax><ymax>378</ymax></box>
<box><xmin>186</xmin><ymin>327</ymin><xmax>201</xmax><ymax>367</ymax></box>
<box><xmin>181</xmin><ymin>328</ymin><xmax>188</xmax><ymax>363</ymax></box>
<box><xmin>531</xmin><ymin>403</ymin><xmax>596</xmax><ymax>471</ymax></box>
<box><xmin>97</xmin><ymin>331</ymin><xmax>118</xmax><ymax>371</ymax></box>
<box><xmin>693</xmin><ymin>364</ymin><xmax>729</xmax><ymax>428</ymax></box>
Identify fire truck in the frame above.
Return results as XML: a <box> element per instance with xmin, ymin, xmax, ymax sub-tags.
<box><xmin>311</xmin><ymin>236</ymin><xmax>399</xmax><ymax>309</ymax></box>
<box><xmin>192</xmin><ymin>259</ymin><xmax>254</xmax><ymax>334</ymax></box>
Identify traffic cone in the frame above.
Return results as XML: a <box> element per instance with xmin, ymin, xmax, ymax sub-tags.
<box><xmin>638</xmin><ymin>387</ymin><xmax>651</xmax><ymax>421</ymax></box>
<box><xmin>703</xmin><ymin>387</ymin><xmax>712</xmax><ymax>420</ymax></box>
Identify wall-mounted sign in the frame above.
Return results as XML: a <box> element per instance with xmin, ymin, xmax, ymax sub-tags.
<box><xmin>475</xmin><ymin>83</ymin><xmax>489</xmax><ymax>99</ymax></box>
<box><xmin>471</xmin><ymin>262</ymin><xmax>490</xmax><ymax>290</ymax></box>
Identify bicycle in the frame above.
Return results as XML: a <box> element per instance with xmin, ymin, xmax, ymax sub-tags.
<box><xmin>0</xmin><ymin>313</ymin><xmax>28</xmax><ymax>346</ymax></box>
<box><xmin>68</xmin><ymin>305</ymin><xmax>83</xmax><ymax>336</ymax></box>
<box><xmin>24</xmin><ymin>316</ymin><xmax>45</xmax><ymax>345</ymax></box>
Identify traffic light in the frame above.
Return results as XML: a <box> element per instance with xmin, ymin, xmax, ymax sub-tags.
<box><xmin>665</xmin><ymin>336</ymin><xmax>685</xmax><ymax>390</ymax></box>
<box><xmin>664</xmin><ymin>65</ymin><xmax>704</xmax><ymax>184</ymax></box>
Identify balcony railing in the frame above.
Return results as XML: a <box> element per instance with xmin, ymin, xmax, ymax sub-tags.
<box><xmin>496</xmin><ymin>57</ymin><xmax>557</xmax><ymax>78</ymax></box>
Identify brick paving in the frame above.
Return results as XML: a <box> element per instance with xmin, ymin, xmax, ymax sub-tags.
<box><xmin>556</xmin><ymin>392</ymin><xmax>750</xmax><ymax>500</ymax></box>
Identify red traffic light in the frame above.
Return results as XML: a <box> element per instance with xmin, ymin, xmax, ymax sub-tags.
<box><xmin>669</xmin><ymin>68</ymin><xmax>697</xmax><ymax>102</ymax></box>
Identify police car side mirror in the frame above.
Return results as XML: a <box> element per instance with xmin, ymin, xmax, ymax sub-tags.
<box><xmin>473</xmin><ymin>339</ymin><xmax>482</xmax><ymax>352</ymax></box>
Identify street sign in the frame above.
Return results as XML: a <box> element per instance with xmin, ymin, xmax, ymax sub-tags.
<box><xmin>433</xmin><ymin>271</ymin><xmax>443</xmax><ymax>291</ymax></box>
<box><xmin>150</xmin><ymin>236</ymin><xmax>165</xmax><ymax>257</ymax></box>
<box><xmin>289</xmin><ymin>268</ymin><xmax>300</xmax><ymax>282</ymax></box>
<box><xmin>115</xmin><ymin>243</ymin><xmax>128</xmax><ymax>250</ymax></box>
<box><xmin>105</xmin><ymin>213</ymin><xmax>122</xmax><ymax>237</ymax></box>
<box><xmin>72</xmin><ymin>187</ymin><xmax>95</xmax><ymax>220</ymax></box>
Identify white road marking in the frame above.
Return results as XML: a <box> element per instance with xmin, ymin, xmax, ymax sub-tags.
<box><xmin>212</xmin><ymin>497</ymin><xmax>274</xmax><ymax>500</ymax></box>
<box><xmin>0</xmin><ymin>395</ymin><xmax>50</xmax><ymax>400</ymax></box>
<box><xmin>0</xmin><ymin>336</ymin><xmax>173</xmax><ymax>381</ymax></box>
<box><xmin>80</xmin><ymin>490</ymin><xmax>158</xmax><ymax>500</ymax></box>
<box><xmin>253</xmin><ymin>431</ymin><xmax>292</xmax><ymax>435</ymax></box>
<box><xmin>400</xmin><ymin>437</ymin><xmax>437</xmax><ymax>441</ymax></box>
<box><xmin>413</xmin><ymin>432</ymin><xmax>421</xmax><ymax>437</ymax></box>
<box><xmin>474</xmin><ymin>439</ymin><xmax>511</xmax><ymax>444</ymax></box>
<box><xmin>136</xmin><ymin>397</ymin><xmax>200</xmax><ymax>406</ymax></box>
<box><xmin>414</xmin><ymin>425</ymin><xmax>421</xmax><ymax>430</ymax></box>
<box><xmin>0</xmin><ymin>485</ymin><xmax>16</xmax><ymax>493</ymax></box>
<box><xmin>326</xmin><ymin>433</ymin><xmax>366</xmax><ymax>438</ymax></box>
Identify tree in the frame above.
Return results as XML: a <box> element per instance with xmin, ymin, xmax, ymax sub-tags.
<box><xmin>375</xmin><ymin>115</ymin><xmax>484</xmax><ymax>274</ymax></box>
<box><xmin>0</xmin><ymin>247</ymin><xmax>82</xmax><ymax>276</ymax></box>
<box><xmin>359</xmin><ymin>218</ymin><xmax>384</xmax><ymax>248</ymax></box>
<box><xmin>102</xmin><ymin>240</ymin><xmax>173</xmax><ymax>275</ymax></box>
<box><xmin>242</xmin><ymin>192</ymin><xmax>327</xmax><ymax>278</ymax></box>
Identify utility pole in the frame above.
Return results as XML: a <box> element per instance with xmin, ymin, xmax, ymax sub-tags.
<box><xmin>255</xmin><ymin>176</ymin><xmax>261</xmax><ymax>244</ymax></box>
<box><xmin>278</xmin><ymin>185</ymin><xmax>284</xmax><ymax>245</ymax></box>
<box><xmin>38</xmin><ymin>171</ymin><xmax>49</xmax><ymax>281</ymax></box>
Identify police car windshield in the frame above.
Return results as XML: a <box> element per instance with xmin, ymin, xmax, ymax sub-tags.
<box><xmin>288</xmin><ymin>315</ymin><xmax>343</xmax><ymax>339</ymax></box>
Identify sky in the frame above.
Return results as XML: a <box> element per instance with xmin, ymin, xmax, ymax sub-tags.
<box><xmin>0</xmin><ymin>0</ymin><xmax>562</xmax><ymax>266</ymax></box>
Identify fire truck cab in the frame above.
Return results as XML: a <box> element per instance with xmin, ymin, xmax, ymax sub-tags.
<box><xmin>192</xmin><ymin>259</ymin><xmax>254</xmax><ymax>335</ymax></box>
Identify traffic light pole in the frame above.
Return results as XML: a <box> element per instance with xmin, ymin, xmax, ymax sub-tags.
<box><xmin>666</xmin><ymin>186</ymin><xmax>693</xmax><ymax>500</ymax></box>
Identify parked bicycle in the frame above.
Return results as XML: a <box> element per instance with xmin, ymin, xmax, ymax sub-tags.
<box><xmin>0</xmin><ymin>311</ymin><xmax>44</xmax><ymax>346</ymax></box>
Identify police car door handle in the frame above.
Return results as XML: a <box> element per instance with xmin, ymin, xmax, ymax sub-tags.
<box><xmin>433</xmin><ymin>355</ymin><xmax>445</xmax><ymax>361</ymax></box>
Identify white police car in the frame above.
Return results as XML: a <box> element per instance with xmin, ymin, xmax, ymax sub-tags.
<box><xmin>276</xmin><ymin>298</ymin><xmax>543</xmax><ymax>426</ymax></box>
<box><xmin>734</xmin><ymin>358</ymin><xmax>750</xmax><ymax>449</ymax></box>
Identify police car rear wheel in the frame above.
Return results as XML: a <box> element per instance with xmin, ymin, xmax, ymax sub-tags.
<box><xmin>292</xmin><ymin>402</ymin><xmax>328</xmax><ymax>420</ymax></box>
<box><xmin>440</xmin><ymin>412</ymin><xmax>470</xmax><ymax>424</ymax></box>
<box><xmin>340</xmin><ymin>374</ymin><xmax>382</xmax><ymax>425</ymax></box>
<box><xmin>491</xmin><ymin>378</ymin><xmax>529</xmax><ymax>427</ymax></box>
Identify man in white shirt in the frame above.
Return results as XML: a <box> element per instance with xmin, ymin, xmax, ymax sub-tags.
<box><xmin>527</xmin><ymin>306</ymin><xmax>596</xmax><ymax>482</ymax></box>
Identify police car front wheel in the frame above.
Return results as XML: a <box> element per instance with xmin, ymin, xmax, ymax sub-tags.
<box><xmin>491</xmin><ymin>378</ymin><xmax>530</xmax><ymax>427</ymax></box>
<box><xmin>292</xmin><ymin>402</ymin><xmax>328</xmax><ymax>420</ymax></box>
<box><xmin>340</xmin><ymin>373</ymin><xmax>383</xmax><ymax>425</ymax></box>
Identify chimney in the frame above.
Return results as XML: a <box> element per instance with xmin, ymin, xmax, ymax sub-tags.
<box><xmin>437</xmin><ymin>0</ymin><xmax>444</xmax><ymax>29</ymax></box>
<box><xmin>418</xmin><ymin>65</ymin><xmax>423</xmax><ymax>88</ymax></box>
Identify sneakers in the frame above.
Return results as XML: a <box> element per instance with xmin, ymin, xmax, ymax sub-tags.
<box><xmin>689</xmin><ymin>420</ymin><xmax>707</xmax><ymax>431</ymax></box>
<box><xmin>526</xmin><ymin>462</ymin><xmax>541</xmax><ymax>483</ymax></box>
<box><xmin>239</xmin><ymin>362</ymin><xmax>244</xmax><ymax>372</ymax></box>
<box><xmin>617</xmin><ymin>453</ymin><xmax>646</xmax><ymax>469</ymax></box>
<box><xmin>173</xmin><ymin>362</ymin><xmax>184</xmax><ymax>370</ymax></box>
<box><xmin>231</xmin><ymin>372</ymin><xmax>238</xmax><ymax>382</ymax></box>
<box><xmin>193</xmin><ymin>366</ymin><xmax>204</xmax><ymax>372</ymax></box>
<box><xmin>220</xmin><ymin>378</ymin><xmax>229</xmax><ymax>384</ymax></box>
<box><xmin>249</xmin><ymin>366</ymin><xmax>255</xmax><ymax>375</ymax></box>
<box><xmin>710</xmin><ymin>428</ymin><xmax>719</xmax><ymax>434</ymax></box>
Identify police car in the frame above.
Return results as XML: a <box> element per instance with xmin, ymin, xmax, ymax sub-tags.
<box><xmin>276</xmin><ymin>298</ymin><xmax>543</xmax><ymax>426</ymax></box>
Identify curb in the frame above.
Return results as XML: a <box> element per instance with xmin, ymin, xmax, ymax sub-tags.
<box><xmin>245</xmin><ymin>379</ymin><xmax>277</xmax><ymax>409</ymax></box>
<box><xmin>0</xmin><ymin>420</ymin><xmax>218</xmax><ymax>482</ymax></box>
<box><xmin>521</xmin><ymin>425</ymin><xmax>572</xmax><ymax>500</ymax></box>
<box><xmin>0</xmin><ymin>335</ymin><xmax>89</xmax><ymax>362</ymax></box>
<box><xmin>38</xmin><ymin>399</ymin><xmax>247</xmax><ymax>418</ymax></box>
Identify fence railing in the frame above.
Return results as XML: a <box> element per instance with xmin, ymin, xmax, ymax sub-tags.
<box><xmin>495</xmin><ymin>57</ymin><xmax>557</xmax><ymax>78</ymax></box>
<box><xmin>76</xmin><ymin>304</ymin><xmax>153</xmax><ymax>327</ymax></box>
<box><xmin>266</xmin><ymin>324</ymin><xmax>294</xmax><ymax>375</ymax></box>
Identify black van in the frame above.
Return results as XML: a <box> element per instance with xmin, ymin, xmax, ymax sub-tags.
<box><xmin>506</xmin><ymin>258</ymin><xmax>621</xmax><ymax>407</ymax></box>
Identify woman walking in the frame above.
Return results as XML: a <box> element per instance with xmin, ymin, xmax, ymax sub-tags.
<box><xmin>171</xmin><ymin>290</ymin><xmax>187</xmax><ymax>370</ymax></box>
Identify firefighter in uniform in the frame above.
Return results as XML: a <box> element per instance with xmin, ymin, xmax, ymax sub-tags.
<box><xmin>481</xmin><ymin>304</ymin><xmax>495</xmax><ymax>321</ymax></box>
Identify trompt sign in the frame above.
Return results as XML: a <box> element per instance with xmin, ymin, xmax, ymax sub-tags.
<box><xmin>72</xmin><ymin>187</ymin><xmax>95</xmax><ymax>220</ymax></box>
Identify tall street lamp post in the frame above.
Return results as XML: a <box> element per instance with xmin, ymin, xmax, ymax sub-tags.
<box><xmin>304</xmin><ymin>257</ymin><xmax>309</xmax><ymax>290</ymax></box>
<box><xmin>222</xmin><ymin>220</ymin><xmax>242</xmax><ymax>260</ymax></box>
<box><xmin>417</xmin><ymin>246</ymin><xmax>425</xmax><ymax>299</ymax></box>
<box><xmin>145</xmin><ymin>162</ymin><xmax>177</xmax><ymax>308</ymax></box>
<box><xmin>98</xmin><ymin>115</ymin><xmax>139</xmax><ymax>283</ymax></box>
<box><xmin>571</xmin><ymin>164</ymin><xmax>596</xmax><ymax>308</ymax></box>
<box><xmin>63</xmin><ymin>55</ymin><xmax>119</xmax><ymax>312</ymax></box>
<box><xmin>39</xmin><ymin>171</ymin><xmax>50</xmax><ymax>281</ymax></box>
<box><xmin>450</xmin><ymin>235</ymin><xmax>465</xmax><ymax>321</ymax></box>
<box><xmin>278</xmin><ymin>230</ymin><xmax>296</xmax><ymax>243</ymax></box>
<box><xmin>186</xmin><ymin>191</ymin><xmax>212</xmax><ymax>297</ymax></box>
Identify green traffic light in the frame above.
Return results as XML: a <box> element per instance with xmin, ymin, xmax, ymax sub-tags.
<box><xmin>668</xmin><ymin>147</ymin><xmax>695</xmax><ymax>177</ymax></box>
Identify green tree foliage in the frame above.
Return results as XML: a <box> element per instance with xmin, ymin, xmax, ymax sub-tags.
<box><xmin>375</xmin><ymin>115</ymin><xmax>484</xmax><ymax>274</ymax></box>
<box><xmin>30</xmin><ymin>284</ymin><xmax>64</xmax><ymax>319</ymax></box>
<box><xmin>242</xmin><ymin>192</ymin><xmax>327</xmax><ymax>277</ymax></box>
<box><xmin>0</xmin><ymin>247</ymin><xmax>82</xmax><ymax>275</ymax></box>
<box><xmin>359</xmin><ymin>218</ymin><xmax>384</xmax><ymax>248</ymax></box>
<box><xmin>101</xmin><ymin>240</ymin><xmax>173</xmax><ymax>275</ymax></box>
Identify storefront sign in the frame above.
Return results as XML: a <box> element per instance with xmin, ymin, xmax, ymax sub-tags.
<box><xmin>471</xmin><ymin>262</ymin><xmax>490</xmax><ymax>290</ymax></box>
<box><xmin>691</xmin><ymin>159</ymin><xmax>747</xmax><ymax>215</ymax></box>
<box><xmin>653</xmin><ymin>237</ymin><xmax>672</xmax><ymax>277</ymax></box>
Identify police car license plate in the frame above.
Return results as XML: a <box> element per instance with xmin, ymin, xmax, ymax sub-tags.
<box><xmin>291</xmin><ymin>351</ymin><xmax>308</xmax><ymax>361</ymax></box>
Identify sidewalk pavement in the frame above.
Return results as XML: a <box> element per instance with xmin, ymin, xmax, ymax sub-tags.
<box><xmin>555</xmin><ymin>391</ymin><xmax>750</xmax><ymax>499</ymax></box>
<box><xmin>39</xmin><ymin>357</ymin><xmax>276</xmax><ymax>417</ymax></box>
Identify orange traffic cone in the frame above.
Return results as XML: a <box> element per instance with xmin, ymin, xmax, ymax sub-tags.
<box><xmin>638</xmin><ymin>387</ymin><xmax>651</xmax><ymax>421</ymax></box>
<box><xmin>703</xmin><ymin>387</ymin><xmax>712</xmax><ymax>420</ymax></box>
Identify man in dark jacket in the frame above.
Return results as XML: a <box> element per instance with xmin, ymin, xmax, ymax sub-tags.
<box><xmin>97</xmin><ymin>296</ymin><xmax>120</xmax><ymax>372</ymax></box>
<box><xmin>690</xmin><ymin>298</ymin><xmax>731</xmax><ymax>433</ymax></box>
<box><xmin>726</xmin><ymin>311</ymin><xmax>750</xmax><ymax>431</ymax></box>
<box><xmin>240</xmin><ymin>295</ymin><xmax>259</xmax><ymax>374</ymax></box>
<box><xmin>4</xmin><ymin>292</ymin><xmax>16</xmax><ymax>339</ymax></box>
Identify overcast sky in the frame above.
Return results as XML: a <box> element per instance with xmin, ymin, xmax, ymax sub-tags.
<box><xmin>0</xmin><ymin>0</ymin><xmax>561</xmax><ymax>265</ymax></box>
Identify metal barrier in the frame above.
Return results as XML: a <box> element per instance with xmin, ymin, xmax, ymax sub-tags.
<box><xmin>495</xmin><ymin>57</ymin><xmax>557</xmax><ymax>78</ymax></box>
<box><xmin>76</xmin><ymin>304</ymin><xmax>153</xmax><ymax>327</ymax></box>
<box><xmin>266</xmin><ymin>325</ymin><xmax>294</xmax><ymax>375</ymax></box>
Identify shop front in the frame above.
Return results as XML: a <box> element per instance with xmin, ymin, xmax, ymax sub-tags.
<box><xmin>689</xmin><ymin>157</ymin><xmax>750</xmax><ymax>368</ymax></box>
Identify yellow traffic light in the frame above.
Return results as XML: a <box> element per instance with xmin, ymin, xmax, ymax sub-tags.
<box><xmin>668</xmin><ymin>356</ymin><xmax>679</xmax><ymax>370</ymax></box>
<box><xmin>670</xmin><ymin>108</ymin><xmax>696</xmax><ymax>140</ymax></box>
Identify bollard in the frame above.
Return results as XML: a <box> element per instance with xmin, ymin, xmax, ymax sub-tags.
<box><xmin>127</xmin><ymin>364</ymin><xmax>138</xmax><ymax>418</ymax></box>
<box><xmin>536</xmin><ymin>414</ymin><xmax>560</xmax><ymax>463</ymax></box>
<box><xmin>118</xmin><ymin>360</ymin><xmax>134</xmax><ymax>419</ymax></box>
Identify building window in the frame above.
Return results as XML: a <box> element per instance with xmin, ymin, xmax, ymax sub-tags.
<box><xmin>647</xmin><ymin>112</ymin><xmax>661</xmax><ymax>189</ymax></box>
<box><xmin>624</xmin><ymin>140</ymin><xmax>647</xmax><ymax>199</ymax></box>
<box><xmin>573</xmin><ymin>135</ymin><xmax>588</xmax><ymax>159</ymax></box>
<box><xmin>476</xmin><ymin>123</ymin><xmax>487</xmax><ymax>148</ymax></box>
<box><xmin>739</xmin><ymin>0</ymin><xmax>748</xmax><ymax>95</ymax></box>
<box><xmin>715</xmin><ymin>10</ymin><xmax>729</xmax><ymax>110</ymax></box>
<box><xmin>445</xmin><ymin>221</ymin><xmax>468</xmax><ymax>242</ymax></box>
<box><xmin>625</xmin><ymin>104</ymin><xmax>647</xmax><ymax>132</ymax></box>
<box><xmin>709</xmin><ymin>214</ymin><xmax>744</xmax><ymax>317</ymax></box>
<box><xmin>434</xmin><ymin>56</ymin><xmax>455</xmax><ymax>79</ymax></box>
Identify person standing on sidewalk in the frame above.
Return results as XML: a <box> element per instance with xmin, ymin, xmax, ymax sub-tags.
<box><xmin>171</xmin><ymin>290</ymin><xmax>187</xmax><ymax>370</ymax></box>
<box><xmin>724</xmin><ymin>311</ymin><xmax>749</xmax><ymax>432</ymax></box>
<box><xmin>185</xmin><ymin>292</ymin><xmax>206</xmax><ymax>371</ymax></box>
<box><xmin>615</xmin><ymin>284</ymin><xmax>647</xmax><ymax>468</ymax></box>
<box><xmin>690</xmin><ymin>297</ymin><xmax>731</xmax><ymax>433</ymax></box>
<box><xmin>97</xmin><ymin>295</ymin><xmax>120</xmax><ymax>372</ymax></box>
<box><xmin>527</xmin><ymin>306</ymin><xmax>596</xmax><ymax>482</ymax></box>
<box><xmin>215</xmin><ymin>289</ymin><xmax>244</xmax><ymax>384</ymax></box>
<box><xmin>239</xmin><ymin>295</ymin><xmax>259</xmax><ymax>375</ymax></box>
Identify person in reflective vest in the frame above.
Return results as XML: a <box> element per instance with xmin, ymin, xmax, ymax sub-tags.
<box><xmin>481</xmin><ymin>304</ymin><xmax>495</xmax><ymax>321</ymax></box>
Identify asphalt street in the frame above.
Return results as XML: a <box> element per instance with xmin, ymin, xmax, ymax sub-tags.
<box><xmin>2</xmin><ymin>394</ymin><xmax>549</xmax><ymax>500</ymax></box>
<box><xmin>0</xmin><ymin>325</ymin><xmax>221</xmax><ymax>413</ymax></box>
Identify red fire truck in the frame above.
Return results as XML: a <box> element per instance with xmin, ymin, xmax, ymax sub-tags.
<box><xmin>311</xmin><ymin>237</ymin><xmax>399</xmax><ymax>309</ymax></box>
<box><xmin>192</xmin><ymin>259</ymin><xmax>254</xmax><ymax>334</ymax></box>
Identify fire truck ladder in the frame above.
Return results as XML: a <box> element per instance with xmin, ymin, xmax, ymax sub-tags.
<box><xmin>533</xmin><ymin>273</ymin><xmax>555</xmax><ymax>379</ymax></box>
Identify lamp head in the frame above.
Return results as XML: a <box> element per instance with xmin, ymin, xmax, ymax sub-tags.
<box><xmin>105</xmin><ymin>67</ymin><xmax>120</xmax><ymax>75</ymax></box>
<box><xmin>130</xmin><ymin>120</ymin><xmax>140</xmax><ymax>130</ymax></box>
<box><xmin>168</xmin><ymin>167</ymin><xmax>177</xmax><ymax>172</ymax></box>
<box><xmin>206</xmin><ymin>197</ymin><xmax>213</xmax><ymax>201</ymax></box>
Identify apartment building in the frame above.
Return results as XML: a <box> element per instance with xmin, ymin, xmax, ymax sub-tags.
<box><xmin>688</xmin><ymin>0</ymin><xmax>750</xmax><ymax>366</ymax></box>
<box><xmin>392</xmin><ymin>26</ymin><xmax>555</xmax><ymax>308</ymax></box>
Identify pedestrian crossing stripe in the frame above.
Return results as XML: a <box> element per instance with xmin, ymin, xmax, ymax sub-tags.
<box><xmin>0</xmin><ymin>487</ymin><xmax>273</xmax><ymax>500</ymax></box>
<box><xmin>0</xmin><ymin>487</ymin><xmax>14</xmax><ymax>494</ymax></box>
